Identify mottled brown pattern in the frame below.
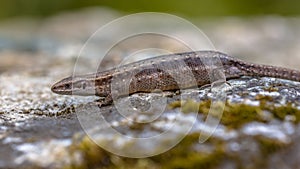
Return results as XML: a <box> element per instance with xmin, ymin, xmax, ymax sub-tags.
<box><xmin>51</xmin><ymin>51</ymin><xmax>300</xmax><ymax>105</ymax></box>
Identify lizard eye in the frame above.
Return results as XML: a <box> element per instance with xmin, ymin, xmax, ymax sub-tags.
<box><xmin>82</xmin><ymin>81</ymin><xmax>87</xmax><ymax>89</ymax></box>
<box><xmin>65</xmin><ymin>83</ymin><xmax>71</xmax><ymax>89</ymax></box>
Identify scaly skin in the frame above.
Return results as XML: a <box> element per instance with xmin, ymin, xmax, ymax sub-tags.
<box><xmin>51</xmin><ymin>51</ymin><xmax>300</xmax><ymax>105</ymax></box>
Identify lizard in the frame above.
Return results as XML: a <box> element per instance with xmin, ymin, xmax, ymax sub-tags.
<box><xmin>51</xmin><ymin>51</ymin><xmax>300</xmax><ymax>106</ymax></box>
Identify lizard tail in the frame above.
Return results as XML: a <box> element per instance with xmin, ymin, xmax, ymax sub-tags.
<box><xmin>239</xmin><ymin>62</ymin><xmax>300</xmax><ymax>82</ymax></box>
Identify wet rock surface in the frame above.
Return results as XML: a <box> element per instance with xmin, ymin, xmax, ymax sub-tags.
<box><xmin>0</xmin><ymin>8</ymin><xmax>300</xmax><ymax>169</ymax></box>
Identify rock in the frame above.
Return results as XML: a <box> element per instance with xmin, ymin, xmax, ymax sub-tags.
<box><xmin>1</xmin><ymin>8</ymin><xmax>300</xmax><ymax>169</ymax></box>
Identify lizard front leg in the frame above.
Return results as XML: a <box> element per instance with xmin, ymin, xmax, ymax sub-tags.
<box><xmin>95</xmin><ymin>94</ymin><xmax>113</xmax><ymax>107</ymax></box>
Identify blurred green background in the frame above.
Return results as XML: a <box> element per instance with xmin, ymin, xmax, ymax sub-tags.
<box><xmin>1</xmin><ymin>0</ymin><xmax>300</xmax><ymax>20</ymax></box>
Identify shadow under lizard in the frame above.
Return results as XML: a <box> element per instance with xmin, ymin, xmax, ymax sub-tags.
<box><xmin>51</xmin><ymin>51</ymin><xmax>300</xmax><ymax>106</ymax></box>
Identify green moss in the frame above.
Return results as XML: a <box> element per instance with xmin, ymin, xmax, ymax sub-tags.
<box><xmin>168</xmin><ymin>100</ymin><xmax>182</xmax><ymax>109</ymax></box>
<box><xmin>222</xmin><ymin>103</ymin><xmax>266</xmax><ymax>129</ymax></box>
<box><xmin>255</xmin><ymin>94</ymin><xmax>274</xmax><ymax>102</ymax></box>
<box><xmin>63</xmin><ymin>121</ymin><xmax>294</xmax><ymax>169</ymax></box>
<box><xmin>65</xmin><ymin>136</ymin><xmax>118</xmax><ymax>169</ymax></box>
<box><xmin>65</xmin><ymin>133</ymin><xmax>227</xmax><ymax>169</ymax></box>
<box><xmin>150</xmin><ymin>133</ymin><xmax>226</xmax><ymax>169</ymax></box>
<box><xmin>257</xmin><ymin>136</ymin><xmax>287</xmax><ymax>156</ymax></box>
<box><xmin>264</xmin><ymin>86</ymin><xmax>279</xmax><ymax>92</ymax></box>
<box><xmin>63</xmin><ymin>98</ymin><xmax>300</xmax><ymax>169</ymax></box>
<box><xmin>269</xmin><ymin>103</ymin><xmax>300</xmax><ymax>123</ymax></box>
<box><xmin>169</xmin><ymin>99</ymin><xmax>211</xmax><ymax>114</ymax></box>
<box><xmin>160</xmin><ymin>151</ymin><xmax>222</xmax><ymax>169</ymax></box>
<box><xmin>172</xmin><ymin>100</ymin><xmax>266</xmax><ymax>129</ymax></box>
<box><xmin>169</xmin><ymin>99</ymin><xmax>300</xmax><ymax>129</ymax></box>
<box><xmin>128</xmin><ymin>122</ymin><xmax>146</xmax><ymax>130</ymax></box>
<box><xmin>255</xmin><ymin>136</ymin><xmax>290</xmax><ymax>168</ymax></box>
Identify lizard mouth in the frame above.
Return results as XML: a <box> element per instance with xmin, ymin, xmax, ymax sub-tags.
<box><xmin>51</xmin><ymin>81</ymin><xmax>72</xmax><ymax>95</ymax></box>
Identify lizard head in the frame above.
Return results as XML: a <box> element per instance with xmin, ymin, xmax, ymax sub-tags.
<box><xmin>51</xmin><ymin>74</ymin><xmax>98</xmax><ymax>96</ymax></box>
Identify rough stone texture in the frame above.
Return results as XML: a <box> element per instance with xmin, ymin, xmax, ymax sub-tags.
<box><xmin>0</xmin><ymin>7</ymin><xmax>300</xmax><ymax>169</ymax></box>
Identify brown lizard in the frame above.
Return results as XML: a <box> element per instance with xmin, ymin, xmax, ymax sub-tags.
<box><xmin>51</xmin><ymin>51</ymin><xmax>300</xmax><ymax>106</ymax></box>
